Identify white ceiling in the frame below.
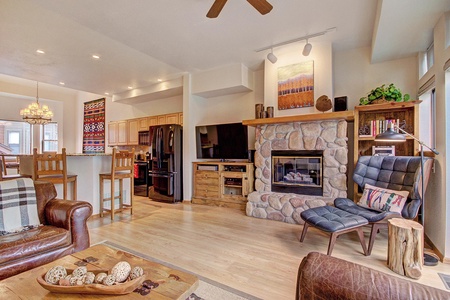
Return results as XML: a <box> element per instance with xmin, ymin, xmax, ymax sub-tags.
<box><xmin>0</xmin><ymin>0</ymin><xmax>449</xmax><ymax>97</ymax></box>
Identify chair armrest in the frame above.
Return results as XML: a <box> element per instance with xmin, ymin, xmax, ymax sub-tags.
<box><xmin>44</xmin><ymin>200</ymin><xmax>93</xmax><ymax>251</ymax></box>
<box><xmin>34</xmin><ymin>181</ymin><xmax>58</xmax><ymax>223</ymax></box>
<box><xmin>297</xmin><ymin>252</ymin><xmax>450</xmax><ymax>300</ymax></box>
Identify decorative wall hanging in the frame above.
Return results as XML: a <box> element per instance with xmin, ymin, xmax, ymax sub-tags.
<box><xmin>83</xmin><ymin>98</ymin><xmax>105</xmax><ymax>154</ymax></box>
<box><xmin>277</xmin><ymin>61</ymin><xmax>314</xmax><ymax>110</ymax></box>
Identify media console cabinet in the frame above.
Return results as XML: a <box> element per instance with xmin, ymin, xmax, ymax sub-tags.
<box><xmin>192</xmin><ymin>162</ymin><xmax>254</xmax><ymax>210</ymax></box>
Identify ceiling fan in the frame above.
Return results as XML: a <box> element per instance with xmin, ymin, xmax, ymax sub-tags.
<box><xmin>207</xmin><ymin>0</ymin><xmax>273</xmax><ymax>18</ymax></box>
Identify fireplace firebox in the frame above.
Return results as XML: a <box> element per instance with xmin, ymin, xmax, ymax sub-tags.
<box><xmin>271</xmin><ymin>150</ymin><xmax>323</xmax><ymax>196</ymax></box>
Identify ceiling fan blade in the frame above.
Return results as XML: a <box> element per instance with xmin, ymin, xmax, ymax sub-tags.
<box><xmin>247</xmin><ymin>0</ymin><xmax>273</xmax><ymax>15</ymax></box>
<box><xmin>207</xmin><ymin>0</ymin><xmax>228</xmax><ymax>18</ymax></box>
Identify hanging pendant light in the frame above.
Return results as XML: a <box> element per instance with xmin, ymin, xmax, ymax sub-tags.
<box><xmin>20</xmin><ymin>82</ymin><xmax>53</xmax><ymax>125</ymax></box>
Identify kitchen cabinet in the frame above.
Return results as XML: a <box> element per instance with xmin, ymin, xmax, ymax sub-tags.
<box><xmin>157</xmin><ymin>115</ymin><xmax>166</xmax><ymax>125</ymax></box>
<box><xmin>165</xmin><ymin>113</ymin><xmax>179</xmax><ymax>124</ymax></box>
<box><xmin>148</xmin><ymin>116</ymin><xmax>158</xmax><ymax>126</ymax></box>
<box><xmin>117</xmin><ymin>120</ymin><xmax>128</xmax><ymax>145</ymax></box>
<box><xmin>138</xmin><ymin>117</ymin><xmax>148</xmax><ymax>131</ymax></box>
<box><xmin>108</xmin><ymin>112</ymin><xmax>182</xmax><ymax>146</ymax></box>
<box><xmin>127</xmin><ymin>119</ymin><xmax>139</xmax><ymax>145</ymax></box>
<box><xmin>108</xmin><ymin>122</ymin><xmax>118</xmax><ymax>146</ymax></box>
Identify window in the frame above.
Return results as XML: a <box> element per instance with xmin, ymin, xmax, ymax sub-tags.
<box><xmin>42</xmin><ymin>123</ymin><xmax>58</xmax><ymax>151</ymax></box>
<box><xmin>419</xmin><ymin>42</ymin><xmax>435</xmax><ymax>78</ymax></box>
<box><xmin>7</xmin><ymin>131</ymin><xmax>20</xmax><ymax>153</ymax></box>
<box><xmin>0</xmin><ymin>120</ymin><xmax>31</xmax><ymax>154</ymax></box>
<box><xmin>419</xmin><ymin>88</ymin><xmax>436</xmax><ymax>149</ymax></box>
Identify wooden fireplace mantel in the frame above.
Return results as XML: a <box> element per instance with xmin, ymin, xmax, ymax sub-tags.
<box><xmin>242</xmin><ymin>110</ymin><xmax>354</xmax><ymax>127</ymax></box>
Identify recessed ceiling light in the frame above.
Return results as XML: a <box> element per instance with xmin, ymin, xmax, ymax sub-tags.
<box><xmin>105</xmin><ymin>92</ymin><xmax>110</xmax><ymax>95</ymax></box>
<box><xmin>59</xmin><ymin>82</ymin><xmax>65</xmax><ymax>85</ymax></box>
<box><xmin>36</xmin><ymin>49</ymin><xmax>45</xmax><ymax>54</ymax></box>
<box><xmin>92</xmin><ymin>55</ymin><xmax>100</xmax><ymax>59</ymax></box>
<box><xmin>128</xmin><ymin>86</ymin><xmax>133</xmax><ymax>89</ymax></box>
<box><xmin>157</xmin><ymin>79</ymin><xmax>163</xmax><ymax>82</ymax></box>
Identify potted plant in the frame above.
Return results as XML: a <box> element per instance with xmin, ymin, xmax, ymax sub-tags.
<box><xmin>359</xmin><ymin>83</ymin><xmax>410</xmax><ymax>105</ymax></box>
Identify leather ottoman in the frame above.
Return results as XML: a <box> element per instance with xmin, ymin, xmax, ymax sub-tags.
<box><xmin>300</xmin><ymin>205</ymin><xmax>368</xmax><ymax>255</ymax></box>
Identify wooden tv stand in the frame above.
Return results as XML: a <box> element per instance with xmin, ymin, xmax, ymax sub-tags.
<box><xmin>192</xmin><ymin>161</ymin><xmax>254</xmax><ymax>210</ymax></box>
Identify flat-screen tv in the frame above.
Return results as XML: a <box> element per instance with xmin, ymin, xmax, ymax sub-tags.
<box><xmin>195</xmin><ymin>123</ymin><xmax>248</xmax><ymax>160</ymax></box>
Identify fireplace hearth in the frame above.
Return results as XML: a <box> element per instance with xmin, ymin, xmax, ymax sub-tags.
<box><xmin>272</xmin><ymin>150</ymin><xmax>323</xmax><ymax>196</ymax></box>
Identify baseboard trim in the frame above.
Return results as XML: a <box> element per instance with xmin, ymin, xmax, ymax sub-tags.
<box><xmin>424</xmin><ymin>234</ymin><xmax>450</xmax><ymax>263</ymax></box>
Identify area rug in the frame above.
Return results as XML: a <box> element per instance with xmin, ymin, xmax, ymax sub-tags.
<box><xmin>103</xmin><ymin>241</ymin><xmax>261</xmax><ymax>300</ymax></box>
<box><xmin>83</xmin><ymin>98</ymin><xmax>106</xmax><ymax>154</ymax></box>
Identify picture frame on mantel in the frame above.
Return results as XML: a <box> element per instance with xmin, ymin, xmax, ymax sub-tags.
<box><xmin>277</xmin><ymin>61</ymin><xmax>314</xmax><ymax>110</ymax></box>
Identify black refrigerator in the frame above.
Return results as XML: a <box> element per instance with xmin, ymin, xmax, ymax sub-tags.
<box><xmin>148</xmin><ymin>124</ymin><xmax>183</xmax><ymax>203</ymax></box>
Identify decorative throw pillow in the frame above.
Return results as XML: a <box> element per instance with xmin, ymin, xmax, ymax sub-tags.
<box><xmin>0</xmin><ymin>178</ymin><xmax>41</xmax><ymax>235</ymax></box>
<box><xmin>358</xmin><ymin>183</ymin><xmax>409</xmax><ymax>213</ymax></box>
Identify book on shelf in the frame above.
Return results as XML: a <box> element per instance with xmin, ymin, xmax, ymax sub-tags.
<box><xmin>359</xmin><ymin>118</ymin><xmax>400</xmax><ymax>138</ymax></box>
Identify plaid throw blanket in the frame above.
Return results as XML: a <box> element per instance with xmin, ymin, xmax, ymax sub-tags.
<box><xmin>0</xmin><ymin>178</ymin><xmax>41</xmax><ymax>235</ymax></box>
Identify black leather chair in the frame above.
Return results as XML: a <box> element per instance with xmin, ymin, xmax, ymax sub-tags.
<box><xmin>334</xmin><ymin>156</ymin><xmax>433</xmax><ymax>255</ymax></box>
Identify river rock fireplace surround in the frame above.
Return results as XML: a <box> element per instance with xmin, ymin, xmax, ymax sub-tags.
<box><xmin>245</xmin><ymin>117</ymin><xmax>349</xmax><ymax>224</ymax></box>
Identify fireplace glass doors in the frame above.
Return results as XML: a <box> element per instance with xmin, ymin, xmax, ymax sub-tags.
<box><xmin>271</xmin><ymin>150</ymin><xmax>323</xmax><ymax>196</ymax></box>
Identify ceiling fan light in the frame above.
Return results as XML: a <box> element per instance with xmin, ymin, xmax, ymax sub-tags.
<box><xmin>267</xmin><ymin>52</ymin><xmax>277</xmax><ymax>64</ymax></box>
<box><xmin>303</xmin><ymin>42</ymin><xmax>312</xmax><ymax>56</ymax></box>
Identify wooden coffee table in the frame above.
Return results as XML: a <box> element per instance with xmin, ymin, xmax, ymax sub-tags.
<box><xmin>0</xmin><ymin>244</ymin><xmax>199</xmax><ymax>299</ymax></box>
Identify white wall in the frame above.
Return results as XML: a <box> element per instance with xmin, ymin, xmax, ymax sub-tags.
<box><xmin>334</xmin><ymin>47</ymin><xmax>418</xmax><ymax>109</ymax></box>
<box><xmin>264</xmin><ymin>42</ymin><xmax>333</xmax><ymax>116</ymax></box>
<box><xmin>418</xmin><ymin>13</ymin><xmax>450</xmax><ymax>260</ymax></box>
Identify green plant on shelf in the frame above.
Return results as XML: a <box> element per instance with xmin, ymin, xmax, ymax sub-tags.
<box><xmin>359</xmin><ymin>83</ymin><xmax>410</xmax><ymax>105</ymax></box>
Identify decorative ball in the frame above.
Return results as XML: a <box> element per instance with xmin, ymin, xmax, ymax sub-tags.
<box><xmin>84</xmin><ymin>272</ymin><xmax>95</xmax><ymax>285</ymax></box>
<box><xmin>129</xmin><ymin>266</ymin><xmax>144</xmax><ymax>280</ymax></box>
<box><xmin>111</xmin><ymin>261</ymin><xmax>131</xmax><ymax>283</ymax></box>
<box><xmin>71</xmin><ymin>266</ymin><xmax>87</xmax><ymax>278</ymax></box>
<box><xmin>315</xmin><ymin>95</ymin><xmax>332</xmax><ymax>112</ymax></box>
<box><xmin>75</xmin><ymin>278</ymin><xmax>84</xmax><ymax>286</ymax></box>
<box><xmin>103</xmin><ymin>274</ymin><xmax>116</xmax><ymax>286</ymax></box>
<box><xmin>95</xmin><ymin>272</ymin><xmax>108</xmax><ymax>284</ymax></box>
<box><xmin>45</xmin><ymin>266</ymin><xmax>67</xmax><ymax>285</ymax></box>
<box><xmin>69</xmin><ymin>276</ymin><xmax>79</xmax><ymax>286</ymax></box>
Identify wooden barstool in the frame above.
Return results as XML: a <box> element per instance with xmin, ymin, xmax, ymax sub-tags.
<box><xmin>99</xmin><ymin>148</ymin><xmax>135</xmax><ymax>220</ymax></box>
<box><xmin>32</xmin><ymin>148</ymin><xmax>77</xmax><ymax>200</ymax></box>
<box><xmin>1</xmin><ymin>155</ymin><xmax>20</xmax><ymax>176</ymax></box>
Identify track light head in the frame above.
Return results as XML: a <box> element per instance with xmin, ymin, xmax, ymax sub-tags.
<box><xmin>302</xmin><ymin>41</ymin><xmax>312</xmax><ymax>56</ymax></box>
<box><xmin>267</xmin><ymin>50</ymin><xmax>277</xmax><ymax>64</ymax></box>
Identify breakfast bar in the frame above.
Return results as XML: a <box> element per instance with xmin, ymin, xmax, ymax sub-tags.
<box><xmin>19</xmin><ymin>153</ymin><xmax>131</xmax><ymax>216</ymax></box>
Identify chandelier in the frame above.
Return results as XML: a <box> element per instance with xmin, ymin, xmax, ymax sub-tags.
<box><xmin>20</xmin><ymin>82</ymin><xmax>53</xmax><ymax>125</ymax></box>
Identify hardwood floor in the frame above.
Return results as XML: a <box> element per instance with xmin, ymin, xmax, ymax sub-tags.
<box><xmin>88</xmin><ymin>196</ymin><xmax>450</xmax><ymax>299</ymax></box>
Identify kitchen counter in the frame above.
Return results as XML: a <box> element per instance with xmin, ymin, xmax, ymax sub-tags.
<box><xmin>19</xmin><ymin>154</ymin><xmax>130</xmax><ymax>216</ymax></box>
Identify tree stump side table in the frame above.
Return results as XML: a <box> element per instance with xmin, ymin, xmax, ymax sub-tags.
<box><xmin>387</xmin><ymin>218</ymin><xmax>423</xmax><ymax>279</ymax></box>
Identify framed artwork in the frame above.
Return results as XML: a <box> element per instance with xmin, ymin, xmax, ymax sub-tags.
<box><xmin>83</xmin><ymin>98</ymin><xmax>105</xmax><ymax>153</ymax></box>
<box><xmin>277</xmin><ymin>61</ymin><xmax>314</xmax><ymax>110</ymax></box>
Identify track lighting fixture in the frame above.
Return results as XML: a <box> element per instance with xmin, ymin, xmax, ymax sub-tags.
<box><xmin>267</xmin><ymin>48</ymin><xmax>277</xmax><ymax>64</ymax></box>
<box><xmin>302</xmin><ymin>40</ymin><xmax>312</xmax><ymax>56</ymax></box>
<box><xmin>255</xmin><ymin>27</ymin><xmax>336</xmax><ymax>59</ymax></box>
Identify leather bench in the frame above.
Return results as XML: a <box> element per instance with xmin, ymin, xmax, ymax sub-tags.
<box><xmin>300</xmin><ymin>205</ymin><xmax>369</xmax><ymax>255</ymax></box>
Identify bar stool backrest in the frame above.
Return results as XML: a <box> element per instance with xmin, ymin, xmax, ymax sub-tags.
<box><xmin>33</xmin><ymin>148</ymin><xmax>68</xmax><ymax>180</ymax></box>
<box><xmin>112</xmin><ymin>148</ymin><xmax>134</xmax><ymax>174</ymax></box>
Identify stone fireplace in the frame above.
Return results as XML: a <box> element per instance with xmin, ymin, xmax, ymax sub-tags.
<box><xmin>246</xmin><ymin>119</ymin><xmax>348</xmax><ymax>224</ymax></box>
<box><xmin>271</xmin><ymin>150</ymin><xmax>323</xmax><ymax>196</ymax></box>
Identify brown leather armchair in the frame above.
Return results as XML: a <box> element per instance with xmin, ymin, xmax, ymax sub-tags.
<box><xmin>0</xmin><ymin>181</ymin><xmax>92</xmax><ymax>280</ymax></box>
<box><xmin>297</xmin><ymin>252</ymin><xmax>450</xmax><ymax>299</ymax></box>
